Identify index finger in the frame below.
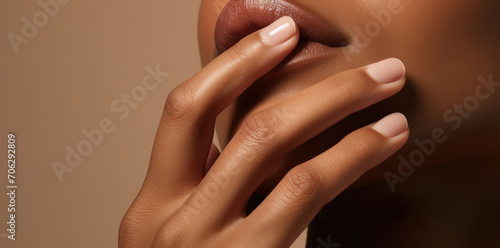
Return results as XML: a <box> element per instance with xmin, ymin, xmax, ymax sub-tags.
<box><xmin>144</xmin><ymin>17</ymin><xmax>300</xmax><ymax>199</ymax></box>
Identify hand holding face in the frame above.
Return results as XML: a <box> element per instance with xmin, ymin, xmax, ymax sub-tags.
<box><xmin>119</xmin><ymin>17</ymin><xmax>409</xmax><ymax>248</ymax></box>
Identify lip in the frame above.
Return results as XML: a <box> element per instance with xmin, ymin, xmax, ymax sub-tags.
<box><xmin>215</xmin><ymin>0</ymin><xmax>348</xmax><ymax>69</ymax></box>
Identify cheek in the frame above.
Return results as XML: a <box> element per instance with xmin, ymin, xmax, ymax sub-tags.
<box><xmin>213</xmin><ymin>0</ymin><xmax>500</xmax><ymax>146</ymax></box>
<box><xmin>364</xmin><ymin>1</ymin><xmax>500</xmax><ymax>128</ymax></box>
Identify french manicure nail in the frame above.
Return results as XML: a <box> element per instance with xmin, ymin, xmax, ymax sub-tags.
<box><xmin>366</xmin><ymin>58</ymin><xmax>406</xmax><ymax>84</ymax></box>
<box><xmin>261</xmin><ymin>16</ymin><xmax>296</xmax><ymax>46</ymax></box>
<box><xmin>372</xmin><ymin>113</ymin><xmax>408</xmax><ymax>137</ymax></box>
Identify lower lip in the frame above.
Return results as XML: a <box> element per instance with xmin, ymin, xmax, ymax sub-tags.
<box><xmin>273</xmin><ymin>41</ymin><xmax>342</xmax><ymax>72</ymax></box>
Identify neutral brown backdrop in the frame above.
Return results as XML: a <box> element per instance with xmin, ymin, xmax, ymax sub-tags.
<box><xmin>0</xmin><ymin>1</ymin><xmax>306</xmax><ymax>247</ymax></box>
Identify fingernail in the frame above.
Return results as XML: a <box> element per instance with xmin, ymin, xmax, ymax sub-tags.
<box><xmin>372</xmin><ymin>113</ymin><xmax>408</xmax><ymax>137</ymax></box>
<box><xmin>366</xmin><ymin>58</ymin><xmax>406</xmax><ymax>84</ymax></box>
<box><xmin>261</xmin><ymin>16</ymin><xmax>296</xmax><ymax>46</ymax></box>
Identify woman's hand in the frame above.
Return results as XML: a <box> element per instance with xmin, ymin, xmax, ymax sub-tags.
<box><xmin>119</xmin><ymin>16</ymin><xmax>409</xmax><ymax>248</ymax></box>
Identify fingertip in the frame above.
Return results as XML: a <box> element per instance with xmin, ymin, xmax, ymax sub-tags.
<box><xmin>260</xmin><ymin>16</ymin><xmax>298</xmax><ymax>46</ymax></box>
<box><xmin>372</xmin><ymin>112</ymin><xmax>409</xmax><ymax>138</ymax></box>
<box><xmin>366</xmin><ymin>58</ymin><xmax>406</xmax><ymax>84</ymax></box>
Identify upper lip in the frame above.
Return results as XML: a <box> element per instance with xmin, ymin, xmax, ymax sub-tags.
<box><xmin>214</xmin><ymin>0</ymin><xmax>348</xmax><ymax>55</ymax></box>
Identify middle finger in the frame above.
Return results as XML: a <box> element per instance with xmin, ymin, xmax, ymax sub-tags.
<box><xmin>191</xmin><ymin>58</ymin><xmax>406</xmax><ymax>220</ymax></box>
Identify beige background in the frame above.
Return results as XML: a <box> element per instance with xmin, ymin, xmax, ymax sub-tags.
<box><xmin>0</xmin><ymin>1</ymin><xmax>305</xmax><ymax>247</ymax></box>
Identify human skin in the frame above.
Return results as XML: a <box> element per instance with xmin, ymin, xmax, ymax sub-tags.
<box><xmin>196</xmin><ymin>0</ymin><xmax>500</xmax><ymax>247</ymax></box>
<box><xmin>119</xmin><ymin>0</ymin><xmax>500</xmax><ymax>247</ymax></box>
<box><xmin>200</xmin><ymin>0</ymin><xmax>500</xmax><ymax>188</ymax></box>
<box><xmin>119</xmin><ymin>16</ymin><xmax>410</xmax><ymax>247</ymax></box>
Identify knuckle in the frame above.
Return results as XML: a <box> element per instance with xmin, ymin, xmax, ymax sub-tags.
<box><xmin>154</xmin><ymin>219</ymin><xmax>187</xmax><ymax>247</ymax></box>
<box><xmin>225</xmin><ymin>43</ymin><xmax>247</xmax><ymax>62</ymax></box>
<box><xmin>119</xmin><ymin>200</ymin><xmax>165</xmax><ymax>247</ymax></box>
<box><xmin>330</xmin><ymin>73</ymin><xmax>358</xmax><ymax>100</ymax></box>
<box><xmin>164</xmin><ymin>85</ymin><xmax>197</xmax><ymax>121</ymax></box>
<box><xmin>224</xmin><ymin>41</ymin><xmax>251</xmax><ymax>66</ymax></box>
<box><xmin>118</xmin><ymin>212</ymin><xmax>143</xmax><ymax>245</ymax></box>
<box><xmin>345</xmin><ymin>132</ymin><xmax>374</xmax><ymax>156</ymax></box>
<box><xmin>225</xmin><ymin>35</ymin><xmax>263</xmax><ymax>62</ymax></box>
<box><xmin>236</xmin><ymin>110</ymin><xmax>283</xmax><ymax>151</ymax></box>
<box><xmin>223</xmin><ymin>36</ymin><xmax>264</xmax><ymax>75</ymax></box>
<box><xmin>280</xmin><ymin>166</ymin><xmax>323</xmax><ymax>204</ymax></box>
